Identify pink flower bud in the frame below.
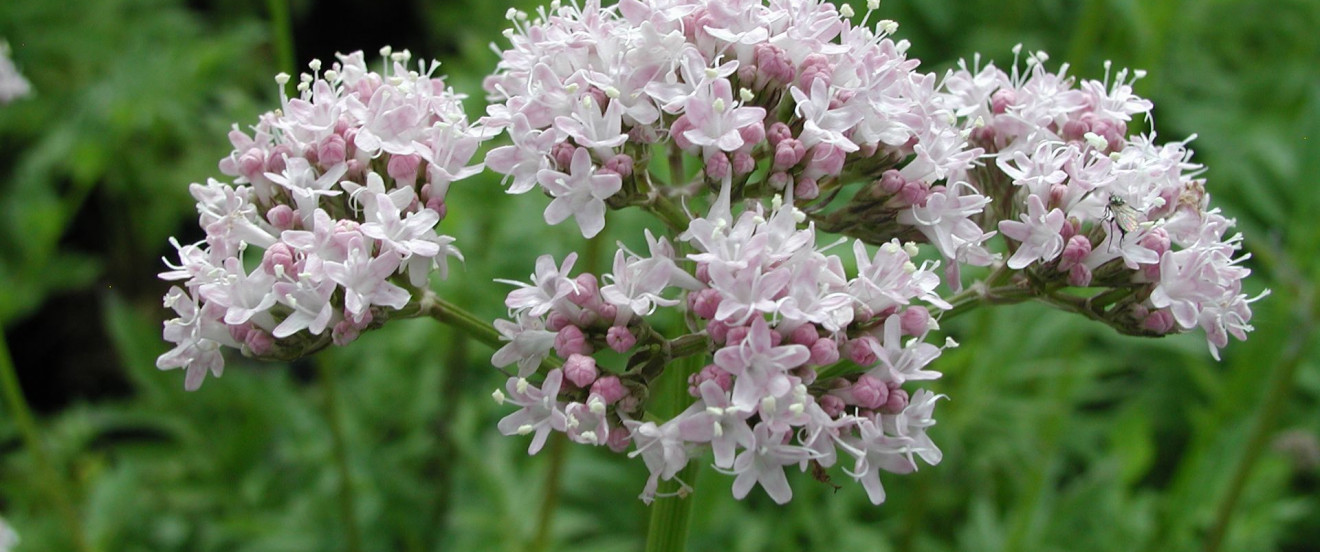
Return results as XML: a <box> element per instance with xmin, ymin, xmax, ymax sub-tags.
<box><xmin>387</xmin><ymin>154</ymin><xmax>422</xmax><ymax>184</ymax></box>
<box><xmin>670</xmin><ymin>115</ymin><xmax>695</xmax><ymax>151</ymax></box>
<box><xmin>766</xmin><ymin>122</ymin><xmax>793</xmax><ymax>146</ymax></box>
<box><xmin>692</xmin><ymin>288</ymin><xmax>722</xmax><ymax>320</ymax></box>
<box><xmin>773</xmin><ymin>139</ymin><xmax>805</xmax><ymax>170</ymax></box>
<box><xmin>795</xmin><ymin>177</ymin><xmax>820</xmax><ymax>200</ymax></box>
<box><xmin>1048</xmin><ymin>183</ymin><xmax>1069</xmax><ymax>209</ymax></box>
<box><xmin>688</xmin><ymin>364</ymin><xmax>733</xmax><ymax>396</ymax></box>
<box><xmin>1058</xmin><ymin>234</ymin><xmax>1092</xmax><ymax>271</ymax></box>
<box><xmin>850</xmin><ymin>374</ymin><xmax>890</xmax><ymax>410</ymax></box>
<box><xmin>732</xmin><ymin>151</ymin><xmax>756</xmax><ymax>175</ymax></box>
<box><xmin>261</xmin><ymin>242</ymin><xmax>298</xmax><ymax>276</ymax></box>
<box><xmin>767</xmin><ymin>171</ymin><xmax>792</xmax><ymax>190</ymax></box>
<box><xmin>606</xmin><ymin>325</ymin><xmax>636</xmax><ymax>353</ymax></box>
<box><xmin>819</xmin><ymin>394</ymin><xmax>846</xmax><ymax>417</ymax></box>
<box><xmin>1143</xmin><ymin>309</ymin><xmax>1176</xmax><ymax>334</ymax></box>
<box><xmin>332</xmin><ymin>320</ymin><xmax>361</xmax><ymax>346</ymax></box>
<box><xmin>899</xmin><ymin>306</ymin><xmax>932</xmax><ymax>336</ymax></box>
<box><xmin>790</xmin><ymin>324</ymin><xmax>819</xmax><ymax>346</ymax></box>
<box><xmin>739</xmin><ymin>117</ymin><xmax>766</xmax><ymax>144</ymax></box>
<box><xmin>605</xmin><ymin>153</ymin><xmax>634</xmax><ymax>177</ymax></box>
<box><xmin>569</xmin><ymin>273</ymin><xmax>600</xmax><ymax>306</ymax></box>
<box><xmin>545</xmin><ymin>310</ymin><xmax>570</xmax><ymax>332</ymax></box>
<box><xmin>266</xmin><ymin>204</ymin><xmax>297</xmax><ymax>231</ymax></box>
<box><xmin>554</xmin><ymin>325</ymin><xmax>592</xmax><ymax>357</ymax></box>
<box><xmin>318</xmin><ymin>134</ymin><xmax>347</xmax><ymax>166</ymax></box>
<box><xmin>846</xmin><ymin>335</ymin><xmax>879</xmax><ymax>366</ymax></box>
<box><xmin>725</xmin><ymin>325</ymin><xmax>749</xmax><ymax>347</ymax></box>
<box><xmin>238</xmin><ymin>150</ymin><xmax>266</xmax><ymax>180</ymax></box>
<box><xmin>991</xmin><ymin>89</ymin><xmax>1017</xmax><ymax>114</ymax></box>
<box><xmin>606</xmin><ymin>426</ymin><xmax>631</xmax><ymax>453</ymax></box>
<box><xmin>1062</xmin><ymin>119</ymin><xmax>1090</xmax><ymax>142</ymax></box>
<box><xmin>806</xmin><ymin>144</ymin><xmax>845</xmax><ymax>177</ymax></box>
<box><xmin>1068</xmin><ymin>263</ymin><xmax>1093</xmax><ymax>287</ymax></box>
<box><xmin>809</xmin><ymin>338</ymin><xmax>839</xmax><ymax>365</ymax></box>
<box><xmin>228</xmin><ymin>323</ymin><xmax>252</xmax><ymax>343</ymax></box>
<box><xmin>1139</xmin><ymin>227</ymin><xmax>1171</xmax><ymax>258</ymax></box>
<box><xmin>883</xmin><ymin>387</ymin><xmax>909</xmax><ymax>413</ymax></box>
<box><xmin>425</xmin><ymin>197</ymin><xmax>447</xmax><ymax>220</ymax></box>
<box><xmin>695</xmin><ymin>262</ymin><xmax>711</xmax><ymax>284</ymax></box>
<box><xmin>878</xmin><ymin>169</ymin><xmax>906</xmax><ymax>195</ymax></box>
<box><xmin>754</xmin><ymin>43</ymin><xmax>794</xmax><ymax>84</ymax></box>
<box><xmin>563</xmin><ymin>354</ymin><xmax>599</xmax><ymax>388</ymax></box>
<box><xmin>244</xmin><ymin>329</ymin><xmax>274</xmax><ymax>355</ymax></box>
<box><xmin>970</xmin><ymin>125</ymin><xmax>996</xmax><ymax>144</ymax></box>
<box><xmin>704</xmin><ymin>152</ymin><xmax>730</xmax><ymax>179</ymax></box>
<box><xmin>551</xmin><ymin>142</ymin><xmax>576</xmax><ymax>169</ymax></box>
<box><xmin>590</xmin><ymin>375</ymin><xmax>627</xmax><ymax>404</ymax></box>
<box><xmin>797</xmin><ymin>53</ymin><xmax>832</xmax><ymax>90</ymax></box>
<box><xmin>897</xmin><ymin>180</ymin><xmax>927</xmax><ymax>206</ymax></box>
<box><xmin>706</xmin><ymin>319</ymin><xmax>730</xmax><ymax>344</ymax></box>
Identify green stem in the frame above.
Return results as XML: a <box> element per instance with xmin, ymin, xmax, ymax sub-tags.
<box><xmin>317</xmin><ymin>358</ymin><xmax>363</xmax><ymax>552</ymax></box>
<box><xmin>647</xmin><ymin>190</ymin><xmax>692</xmax><ymax>233</ymax></box>
<box><xmin>529</xmin><ymin>433</ymin><xmax>567</xmax><ymax>552</ymax></box>
<box><xmin>0</xmin><ymin>335</ymin><xmax>92</xmax><ymax>552</ymax></box>
<box><xmin>643</xmin><ymin>355</ymin><xmax>704</xmax><ymax>552</ymax></box>
<box><xmin>1203</xmin><ymin>285</ymin><xmax>1313</xmax><ymax>552</ymax></box>
<box><xmin>417</xmin><ymin>291</ymin><xmax>504</xmax><ymax>350</ymax></box>
<box><xmin>940</xmin><ymin>284</ymin><xmax>1037</xmax><ymax>322</ymax></box>
<box><xmin>266</xmin><ymin>0</ymin><xmax>295</xmax><ymax>77</ymax></box>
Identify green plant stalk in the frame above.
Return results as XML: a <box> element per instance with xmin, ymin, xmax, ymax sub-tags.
<box><xmin>0</xmin><ymin>335</ymin><xmax>93</xmax><ymax>552</ymax></box>
<box><xmin>1203</xmin><ymin>285</ymin><xmax>1313</xmax><ymax>552</ymax></box>
<box><xmin>317</xmin><ymin>357</ymin><xmax>364</xmax><ymax>552</ymax></box>
<box><xmin>643</xmin><ymin>355</ymin><xmax>704</xmax><ymax>552</ymax></box>
<box><xmin>266</xmin><ymin>0</ymin><xmax>295</xmax><ymax>77</ymax></box>
<box><xmin>418</xmin><ymin>291</ymin><xmax>504</xmax><ymax>350</ymax></box>
<box><xmin>529</xmin><ymin>433</ymin><xmax>567</xmax><ymax>552</ymax></box>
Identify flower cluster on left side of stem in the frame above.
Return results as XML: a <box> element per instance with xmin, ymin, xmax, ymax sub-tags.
<box><xmin>157</xmin><ymin>48</ymin><xmax>491</xmax><ymax>390</ymax></box>
<box><xmin>492</xmin><ymin>196</ymin><xmax>956</xmax><ymax>505</ymax></box>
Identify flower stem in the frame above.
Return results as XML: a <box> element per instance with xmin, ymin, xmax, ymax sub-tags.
<box><xmin>529</xmin><ymin>432</ymin><xmax>567</xmax><ymax>552</ymax></box>
<box><xmin>266</xmin><ymin>0</ymin><xmax>295</xmax><ymax>77</ymax></box>
<box><xmin>317</xmin><ymin>357</ymin><xmax>363</xmax><ymax>552</ymax></box>
<box><xmin>0</xmin><ymin>334</ymin><xmax>92</xmax><ymax>552</ymax></box>
<box><xmin>643</xmin><ymin>354</ymin><xmax>704</xmax><ymax>552</ymax></box>
<box><xmin>417</xmin><ymin>291</ymin><xmax>504</xmax><ymax>350</ymax></box>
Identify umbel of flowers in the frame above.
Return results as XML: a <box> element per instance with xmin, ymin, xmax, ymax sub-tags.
<box><xmin>158</xmin><ymin>49</ymin><xmax>489</xmax><ymax>389</ymax></box>
<box><xmin>157</xmin><ymin>0</ymin><xmax>1265</xmax><ymax>507</ymax></box>
<box><xmin>480</xmin><ymin>0</ymin><xmax>1263</xmax><ymax>504</ymax></box>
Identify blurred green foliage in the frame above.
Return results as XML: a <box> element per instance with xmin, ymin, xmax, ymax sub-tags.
<box><xmin>1</xmin><ymin>0</ymin><xmax>1317</xmax><ymax>551</ymax></box>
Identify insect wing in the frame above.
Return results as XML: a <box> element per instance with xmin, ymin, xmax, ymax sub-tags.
<box><xmin>1110</xmin><ymin>202</ymin><xmax>1140</xmax><ymax>234</ymax></box>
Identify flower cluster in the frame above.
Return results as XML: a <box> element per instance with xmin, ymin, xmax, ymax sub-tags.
<box><xmin>0</xmin><ymin>40</ymin><xmax>31</xmax><ymax>103</ymax></box>
<box><xmin>938</xmin><ymin>48</ymin><xmax>1266</xmax><ymax>358</ymax></box>
<box><xmin>482</xmin><ymin>0</ymin><xmax>994</xmax><ymax>271</ymax></box>
<box><xmin>157</xmin><ymin>49</ymin><xmax>489</xmax><ymax>389</ymax></box>
<box><xmin>494</xmin><ymin>197</ymin><xmax>956</xmax><ymax>504</ymax></box>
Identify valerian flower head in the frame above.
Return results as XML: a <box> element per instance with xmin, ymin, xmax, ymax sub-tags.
<box><xmin>157</xmin><ymin>50</ymin><xmax>491</xmax><ymax>389</ymax></box>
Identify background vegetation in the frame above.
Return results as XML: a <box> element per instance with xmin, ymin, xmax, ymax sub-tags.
<box><xmin>1</xmin><ymin>0</ymin><xmax>1316</xmax><ymax>550</ymax></box>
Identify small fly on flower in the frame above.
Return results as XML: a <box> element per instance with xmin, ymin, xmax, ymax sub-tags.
<box><xmin>1105</xmin><ymin>195</ymin><xmax>1142</xmax><ymax>249</ymax></box>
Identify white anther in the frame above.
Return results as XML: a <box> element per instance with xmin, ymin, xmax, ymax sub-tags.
<box><xmin>867</xmin><ymin>0</ymin><xmax>880</xmax><ymax>10</ymax></box>
<box><xmin>589</xmin><ymin>396</ymin><xmax>606</xmax><ymax>415</ymax></box>
<box><xmin>516</xmin><ymin>424</ymin><xmax>535</xmax><ymax>435</ymax></box>
<box><xmin>492</xmin><ymin>389</ymin><xmax>506</xmax><ymax>404</ymax></box>
<box><xmin>904</xmin><ymin>241</ymin><xmax>919</xmax><ymax>257</ymax></box>
<box><xmin>565</xmin><ymin>83</ymin><xmax>580</xmax><ymax>93</ymax></box>
<box><xmin>771</xmin><ymin>194</ymin><xmax>784</xmax><ymax>210</ymax></box>
<box><xmin>944</xmin><ymin>336</ymin><xmax>960</xmax><ymax>348</ymax></box>
<box><xmin>840</xmin><ymin>4</ymin><xmax>854</xmax><ymax>17</ymax></box>
<box><xmin>505</xmin><ymin>7</ymin><xmax>519</xmax><ymax>20</ymax></box>
<box><xmin>878</xmin><ymin>20</ymin><xmax>899</xmax><ymax>34</ymax></box>
<box><xmin>379</xmin><ymin>46</ymin><xmax>392</xmax><ymax>57</ymax></box>
<box><xmin>1084</xmin><ymin>132</ymin><xmax>1109</xmax><ymax>150</ymax></box>
<box><xmin>580</xmin><ymin>430</ymin><xmax>597</xmax><ymax>442</ymax></box>
<box><xmin>604</xmin><ymin>86</ymin><xmax>620</xmax><ymax>99</ymax></box>
<box><xmin>760</xmin><ymin>396</ymin><xmax>777</xmax><ymax>414</ymax></box>
<box><xmin>902</xmin><ymin>261</ymin><xmax>917</xmax><ymax>274</ymax></box>
<box><xmin>308</xmin><ymin>59</ymin><xmax>322</xmax><ymax>71</ymax></box>
<box><xmin>274</xmin><ymin>72</ymin><xmax>290</xmax><ymax>85</ymax></box>
<box><xmin>740</xmin><ymin>88</ymin><xmax>754</xmax><ymax>102</ymax></box>
<box><xmin>324</xmin><ymin>69</ymin><xmax>339</xmax><ymax>81</ymax></box>
<box><xmin>793</xmin><ymin>208</ymin><xmax>806</xmax><ymax>223</ymax></box>
<box><xmin>713</xmin><ymin>98</ymin><xmax>726</xmax><ymax>113</ymax></box>
<box><xmin>707</xmin><ymin>406</ymin><xmax>725</xmax><ymax>417</ymax></box>
<box><xmin>882</xmin><ymin>241</ymin><xmax>902</xmax><ymax>254</ymax></box>
<box><xmin>516</xmin><ymin>377</ymin><xmax>530</xmax><ymax>394</ymax></box>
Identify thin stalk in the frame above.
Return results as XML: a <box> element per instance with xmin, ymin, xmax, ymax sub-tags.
<box><xmin>643</xmin><ymin>355</ymin><xmax>704</xmax><ymax>552</ymax></box>
<box><xmin>317</xmin><ymin>358</ymin><xmax>363</xmax><ymax>552</ymax></box>
<box><xmin>529</xmin><ymin>433</ymin><xmax>568</xmax><ymax>552</ymax></box>
<box><xmin>417</xmin><ymin>291</ymin><xmax>504</xmax><ymax>350</ymax></box>
<box><xmin>0</xmin><ymin>335</ymin><xmax>92</xmax><ymax>552</ymax></box>
<box><xmin>266</xmin><ymin>0</ymin><xmax>295</xmax><ymax>77</ymax></box>
<box><xmin>1203</xmin><ymin>285</ymin><xmax>1313</xmax><ymax>552</ymax></box>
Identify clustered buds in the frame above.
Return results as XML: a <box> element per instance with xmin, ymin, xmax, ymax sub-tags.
<box><xmin>157</xmin><ymin>49</ymin><xmax>490</xmax><ymax>389</ymax></box>
<box><xmin>494</xmin><ymin>199</ymin><xmax>955</xmax><ymax>504</ymax></box>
